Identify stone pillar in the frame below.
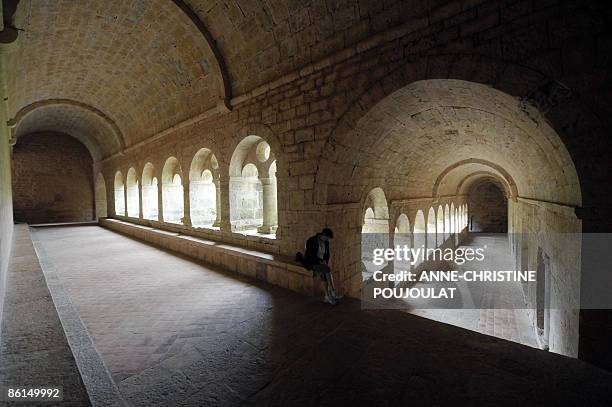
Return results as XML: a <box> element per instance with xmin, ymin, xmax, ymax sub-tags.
<box><xmin>158</xmin><ymin>183</ymin><xmax>164</xmax><ymax>223</ymax></box>
<box><xmin>138</xmin><ymin>181</ymin><xmax>144</xmax><ymax>219</ymax></box>
<box><xmin>212</xmin><ymin>178</ymin><xmax>222</xmax><ymax>228</ymax></box>
<box><xmin>257</xmin><ymin>177</ymin><xmax>277</xmax><ymax>234</ymax></box>
<box><xmin>182</xmin><ymin>182</ymin><xmax>191</xmax><ymax>227</ymax></box>
<box><xmin>124</xmin><ymin>184</ymin><xmax>128</xmax><ymax>217</ymax></box>
<box><xmin>218</xmin><ymin>175</ymin><xmax>232</xmax><ymax>232</ymax></box>
<box><xmin>109</xmin><ymin>181</ymin><xmax>116</xmax><ymax>217</ymax></box>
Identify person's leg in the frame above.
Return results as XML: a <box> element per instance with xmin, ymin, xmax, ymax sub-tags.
<box><xmin>313</xmin><ymin>264</ymin><xmax>335</xmax><ymax>304</ymax></box>
<box><xmin>321</xmin><ymin>268</ymin><xmax>336</xmax><ymax>304</ymax></box>
<box><xmin>322</xmin><ymin>276</ymin><xmax>334</xmax><ymax>301</ymax></box>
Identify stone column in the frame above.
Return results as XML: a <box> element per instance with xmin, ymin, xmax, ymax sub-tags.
<box><xmin>158</xmin><ymin>183</ymin><xmax>165</xmax><ymax>223</ymax></box>
<box><xmin>182</xmin><ymin>182</ymin><xmax>191</xmax><ymax>227</ymax></box>
<box><xmin>257</xmin><ymin>177</ymin><xmax>277</xmax><ymax>234</ymax></box>
<box><xmin>110</xmin><ymin>185</ymin><xmax>116</xmax><ymax>217</ymax></box>
<box><xmin>124</xmin><ymin>184</ymin><xmax>128</xmax><ymax>217</ymax></box>
<box><xmin>212</xmin><ymin>178</ymin><xmax>222</xmax><ymax>228</ymax></box>
<box><xmin>138</xmin><ymin>181</ymin><xmax>143</xmax><ymax>219</ymax></box>
<box><xmin>218</xmin><ymin>175</ymin><xmax>232</xmax><ymax>232</ymax></box>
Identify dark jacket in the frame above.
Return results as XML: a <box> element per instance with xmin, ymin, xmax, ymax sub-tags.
<box><xmin>302</xmin><ymin>233</ymin><xmax>329</xmax><ymax>270</ymax></box>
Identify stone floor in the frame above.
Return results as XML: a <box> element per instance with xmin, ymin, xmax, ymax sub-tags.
<box><xmin>29</xmin><ymin>225</ymin><xmax>612</xmax><ymax>406</ymax></box>
<box><xmin>0</xmin><ymin>225</ymin><xmax>91</xmax><ymax>407</ymax></box>
<box><xmin>407</xmin><ymin>234</ymin><xmax>539</xmax><ymax>348</ymax></box>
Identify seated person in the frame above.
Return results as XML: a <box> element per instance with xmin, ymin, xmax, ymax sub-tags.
<box><xmin>296</xmin><ymin>228</ymin><xmax>341</xmax><ymax>305</ymax></box>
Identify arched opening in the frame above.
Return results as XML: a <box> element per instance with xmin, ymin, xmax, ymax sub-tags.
<box><xmin>142</xmin><ymin>163</ymin><xmax>158</xmax><ymax>221</ymax></box>
<box><xmin>114</xmin><ymin>171</ymin><xmax>125</xmax><ymax>216</ymax></box>
<box><xmin>95</xmin><ymin>173</ymin><xmax>107</xmax><ymax>219</ymax></box>
<box><xmin>361</xmin><ymin>187</ymin><xmax>389</xmax><ymax>281</ymax></box>
<box><xmin>190</xmin><ymin>148</ymin><xmax>219</xmax><ymax>228</ymax></box>
<box><xmin>317</xmin><ymin>79</ymin><xmax>582</xmax><ymax>357</ymax></box>
<box><xmin>126</xmin><ymin>167</ymin><xmax>139</xmax><ymax>218</ymax></box>
<box><xmin>427</xmin><ymin>207</ymin><xmax>436</xmax><ymax>249</ymax></box>
<box><xmin>229</xmin><ymin>136</ymin><xmax>278</xmax><ymax>235</ymax></box>
<box><xmin>436</xmin><ymin>205</ymin><xmax>444</xmax><ymax>246</ymax></box>
<box><xmin>468</xmin><ymin>181</ymin><xmax>508</xmax><ymax>232</ymax></box>
<box><xmin>162</xmin><ymin>157</ymin><xmax>184</xmax><ymax>224</ymax></box>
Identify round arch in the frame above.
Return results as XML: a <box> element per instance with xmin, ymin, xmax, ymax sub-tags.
<box><xmin>162</xmin><ymin>157</ymin><xmax>184</xmax><ymax>224</ymax></box>
<box><xmin>142</xmin><ymin>162</ymin><xmax>159</xmax><ymax>220</ymax></box>
<box><xmin>126</xmin><ymin>167</ymin><xmax>140</xmax><ymax>218</ymax></box>
<box><xmin>190</xmin><ymin>148</ymin><xmax>220</xmax><ymax>228</ymax></box>
<box><xmin>229</xmin><ymin>134</ymin><xmax>278</xmax><ymax>234</ymax></box>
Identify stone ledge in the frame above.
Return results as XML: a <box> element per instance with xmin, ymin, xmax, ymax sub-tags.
<box><xmin>99</xmin><ymin>218</ymin><xmax>318</xmax><ymax>296</ymax></box>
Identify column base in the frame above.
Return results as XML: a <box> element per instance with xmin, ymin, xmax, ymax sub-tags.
<box><xmin>181</xmin><ymin>216</ymin><xmax>192</xmax><ymax>227</ymax></box>
<box><xmin>257</xmin><ymin>224</ymin><xmax>278</xmax><ymax>234</ymax></box>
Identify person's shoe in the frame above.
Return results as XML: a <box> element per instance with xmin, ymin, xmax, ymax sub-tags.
<box><xmin>324</xmin><ymin>295</ymin><xmax>337</xmax><ymax>305</ymax></box>
<box><xmin>331</xmin><ymin>291</ymin><xmax>344</xmax><ymax>301</ymax></box>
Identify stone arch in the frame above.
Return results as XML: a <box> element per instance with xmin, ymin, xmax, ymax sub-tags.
<box><xmin>142</xmin><ymin>162</ymin><xmax>158</xmax><ymax>220</ymax></box>
<box><xmin>8</xmin><ymin>0</ymin><xmax>228</xmax><ymax>149</ymax></box>
<box><xmin>11</xmin><ymin>99</ymin><xmax>126</xmax><ymax>160</ymax></box>
<box><xmin>361</xmin><ymin>187</ymin><xmax>389</xmax><ymax>232</ymax></box>
<box><xmin>229</xmin><ymin>132</ymin><xmax>279</xmax><ymax>234</ymax></box>
<box><xmin>126</xmin><ymin>167</ymin><xmax>140</xmax><ymax>218</ymax></box>
<box><xmin>395</xmin><ymin>213</ymin><xmax>410</xmax><ymax>234</ymax></box>
<box><xmin>361</xmin><ymin>187</ymin><xmax>390</xmax><ymax>282</ymax></box>
<box><xmin>162</xmin><ymin>157</ymin><xmax>184</xmax><ymax>224</ymax></box>
<box><xmin>433</xmin><ymin>159</ymin><xmax>518</xmax><ymax>199</ymax></box>
<box><xmin>190</xmin><ymin>148</ymin><xmax>220</xmax><ymax>228</ymax></box>
<box><xmin>455</xmin><ymin>171</ymin><xmax>512</xmax><ymax>199</ymax></box>
<box><xmin>314</xmin><ymin>55</ymin><xmax>587</xmax><ymax>208</ymax></box>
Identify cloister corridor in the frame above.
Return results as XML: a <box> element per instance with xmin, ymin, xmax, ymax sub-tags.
<box><xmin>1</xmin><ymin>1</ymin><xmax>612</xmax><ymax>405</ymax></box>
<box><xmin>1</xmin><ymin>225</ymin><xmax>608</xmax><ymax>406</ymax></box>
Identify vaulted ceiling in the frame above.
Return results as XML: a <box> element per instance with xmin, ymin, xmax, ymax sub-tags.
<box><xmin>5</xmin><ymin>0</ymin><xmax>417</xmax><ymax>160</ymax></box>
<box><xmin>320</xmin><ymin>79</ymin><xmax>582</xmax><ymax>206</ymax></box>
<box><xmin>7</xmin><ymin>0</ymin><xmax>224</xmax><ymax>155</ymax></box>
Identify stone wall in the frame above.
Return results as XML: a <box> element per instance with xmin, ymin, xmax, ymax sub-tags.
<box><xmin>12</xmin><ymin>133</ymin><xmax>94</xmax><ymax>224</ymax></box>
<box><xmin>0</xmin><ymin>70</ymin><xmax>13</xmax><ymax>341</ymax></box>
<box><xmin>509</xmin><ymin>198</ymin><xmax>581</xmax><ymax>358</ymax></box>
